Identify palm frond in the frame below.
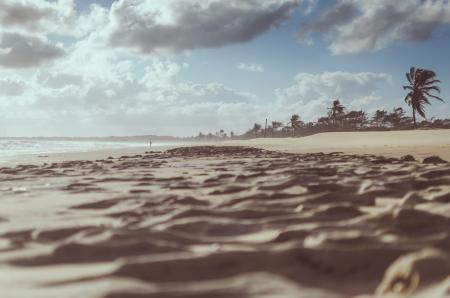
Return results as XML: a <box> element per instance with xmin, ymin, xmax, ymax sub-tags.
<box><xmin>422</xmin><ymin>86</ymin><xmax>441</xmax><ymax>93</ymax></box>
<box><xmin>423</xmin><ymin>70</ymin><xmax>436</xmax><ymax>78</ymax></box>
<box><xmin>421</xmin><ymin>95</ymin><xmax>431</xmax><ymax>105</ymax></box>
<box><xmin>423</xmin><ymin>90</ymin><xmax>444</xmax><ymax>102</ymax></box>
<box><xmin>416</xmin><ymin>103</ymin><xmax>426</xmax><ymax>118</ymax></box>
<box><xmin>409</xmin><ymin>67</ymin><xmax>416</xmax><ymax>82</ymax></box>
<box><xmin>423</xmin><ymin>79</ymin><xmax>441</xmax><ymax>86</ymax></box>
<box><xmin>404</xmin><ymin>92</ymin><xmax>413</xmax><ymax>104</ymax></box>
<box><xmin>406</xmin><ymin>73</ymin><xmax>413</xmax><ymax>85</ymax></box>
<box><xmin>417</xmin><ymin>70</ymin><xmax>437</xmax><ymax>86</ymax></box>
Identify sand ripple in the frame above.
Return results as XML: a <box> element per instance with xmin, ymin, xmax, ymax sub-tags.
<box><xmin>0</xmin><ymin>146</ymin><xmax>449</xmax><ymax>297</ymax></box>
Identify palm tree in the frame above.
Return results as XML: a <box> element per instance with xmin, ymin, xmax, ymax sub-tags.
<box><xmin>372</xmin><ymin>110</ymin><xmax>387</xmax><ymax>128</ymax></box>
<box><xmin>345</xmin><ymin>110</ymin><xmax>367</xmax><ymax>129</ymax></box>
<box><xmin>289</xmin><ymin>114</ymin><xmax>302</xmax><ymax>136</ymax></box>
<box><xmin>385</xmin><ymin>107</ymin><xmax>406</xmax><ymax>128</ymax></box>
<box><xmin>252</xmin><ymin>123</ymin><xmax>262</xmax><ymax>136</ymax></box>
<box><xmin>271</xmin><ymin>121</ymin><xmax>283</xmax><ymax>130</ymax></box>
<box><xmin>317</xmin><ymin>116</ymin><xmax>331</xmax><ymax>128</ymax></box>
<box><xmin>269</xmin><ymin>121</ymin><xmax>283</xmax><ymax>137</ymax></box>
<box><xmin>403</xmin><ymin>67</ymin><xmax>444</xmax><ymax>126</ymax></box>
<box><xmin>328</xmin><ymin>100</ymin><xmax>345</xmax><ymax>127</ymax></box>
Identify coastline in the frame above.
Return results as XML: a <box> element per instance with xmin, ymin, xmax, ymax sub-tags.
<box><xmin>4</xmin><ymin>129</ymin><xmax>450</xmax><ymax>166</ymax></box>
<box><xmin>2</xmin><ymin>144</ymin><xmax>189</xmax><ymax>167</ymax></box>
<box><xmin>4</xmin><ymin>146</ymin><xmax>153</xmax><ymax>166</ymax></box>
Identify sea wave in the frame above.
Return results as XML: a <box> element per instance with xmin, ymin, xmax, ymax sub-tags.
<box><xmin>0</xmin><ymin>138</ymin><xmax>147</xmax><ymax>162</ymax></box>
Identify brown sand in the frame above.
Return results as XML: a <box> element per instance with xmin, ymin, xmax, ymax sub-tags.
<box><xmin>0</xmin><ymin>146</ymin><xmax>449</xmax><ymax>297</ymax></box>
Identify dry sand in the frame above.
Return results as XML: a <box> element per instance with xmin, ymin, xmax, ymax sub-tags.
<box><xmin>1</xmin><ymin>144</ymin><xmax>449</xmax><ymax>297</ymax></box>
<box><xmin>225</xmin><ymin>129</ymin><xmax>450</xmax><ymax>162</ymax></box>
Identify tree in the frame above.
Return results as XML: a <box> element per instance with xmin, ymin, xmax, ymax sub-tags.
<box><xmin>289</xmin><ymin>114</ymin><xmax>302</xmax><ymax>136</ymax></box>
<box><xmin>252</xmin><ymin>123</ymin><xmax>262</xmax><ymax>136</ymax></box>
<box><xmin>317</xmin><ymin>117</ymin><xmax>332</xmax><ymax>129</ymax></box>
<box><xmin>271</xmin><ymin>121</ymin><xmax>283</xmax><ymax>130</ymax></box>
<box><xmin>328</xmin><ymin>100</ymin><xmax>345</xmax><ymax>127</ymax></box>
<box><xmin>372</xmin><ymin>110</ymin><xmax>387</xmax><ymax>128</ymax></box>
<box><xmin>268</xmin><ymin>121</ymin><xmax>282</xmax><ymax>137</ymax></box>
<box><xmin>345</xmin><ymin>110</ymin><xmax>367</xmax><ymax>129</ymax></box>
<box><xmin>403</xmin><ymin>67</ymin><xmax>444</xmax><ymax>126</ymax></box>
<box><xmin>385</xmin><ymin>107</ymin><xmax>406</xmax><ymax>128</ymax></box>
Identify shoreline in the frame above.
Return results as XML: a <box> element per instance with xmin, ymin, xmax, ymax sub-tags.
<box><xmin>3</xmin><ymin>129</ymin><xmax>450</xmax><ymax>167</ymax></box>
<box><xmin>2</xmin><ymin>143</ymin><xmax>197</xmax><ymax>167</ymax></box>
<box><xmin>4</xmin><ymin>146</ymin><xmax>154</xmax><ymax>166</ymax></box>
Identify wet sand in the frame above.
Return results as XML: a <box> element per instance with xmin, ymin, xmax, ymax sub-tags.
<box><xmin>0</xmin><ymin>146</ymin><xmax>449</xmax><ymax>297</ymax></box>
<box><xmin>4</xmin><ymin>145</ymin><xmax>168</xmax><ymax>167</ymax></box>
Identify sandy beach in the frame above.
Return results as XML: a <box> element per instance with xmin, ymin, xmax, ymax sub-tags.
<box><xmin>1</xmin><ymin>137</ymin><xmax>450</xmax><ymax>297</ymax></box>
<box><xmin>226</xmin><ymin>129</ymin><xmax>450</xmax><ymax>162</ymax></box>
<box><xmin>3</xmin><ymin>0</ymin><xmax>450</xmax><ymax>296</ymax></box>
<box><xmin>5</xmin><ymin>130</ymin><xmax>450</xmax><ymax>167</ymax></box>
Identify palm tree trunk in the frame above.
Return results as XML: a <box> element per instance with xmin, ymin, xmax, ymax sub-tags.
<box><xmin>264</xmin><ymin>119</ymin><xmax>267</xmax><ymax>138</ymax></box>
<box><xmin>412</xmin><ymin>109</ymin><xmax>416</xmax><ymax>127</ymax></box>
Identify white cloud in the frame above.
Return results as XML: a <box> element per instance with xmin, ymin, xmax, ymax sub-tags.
<box><xmin>0</xmin><ymin>37</ymin><xmax>267</xmax><ymax>136</ymax></box>
<box><xmin>0</xmin><ymin>0</ymin><xmax>84</xmax><ymax>69</ymax></box>
<box><xmin>0</xmin><ymin>0</ymin><xmax>424</xmax><ymax>137</ymax></box>
<box><xmin>275</xmin><ymin>71</ymin><xmax>392</xmax><ymax>121</ymax></box>
<box><xmin>0</xmin><ymin>35</ymin><xmax>396</xmax><ymax>138</ymax></box>
<box><xmin>298</xmin><ymin>0</ymin><xmax>450</xmax><ymax>54</ymax></box>
<box><xmin>0</xmin><ymin>0</ymin><xmax>303</xmax><ymax>68</ymax></box>
<box><xmin>104</xmin><ymin>0</ymin><xmax>299</xmax><ymax>54</ymax></box>
<box><xmin>0</xmin><ymin>75</ymin><xmax>26</xmax><ymax>96</ymax></box>
<box><xmin>237</xmin><ymin>63</ymin><xmax>264</xmax><ymax>73</ymax></box>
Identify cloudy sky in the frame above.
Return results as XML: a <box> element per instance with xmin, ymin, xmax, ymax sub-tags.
<box><xmin>1</xmin><ymin>0</ymin><xmax>450</xmax><ymax>137</ymax></box>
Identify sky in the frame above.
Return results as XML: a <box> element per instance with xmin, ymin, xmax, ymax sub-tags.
<box><xmin>1</xmin><ymin>0</ymin><xmax>450</xmax><ymax>137</ymax></box>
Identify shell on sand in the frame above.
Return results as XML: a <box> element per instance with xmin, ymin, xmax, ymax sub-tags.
<box><xmin>376</xmin><ymin>248</ymin><xmax>450</xmax><ymax>296</ymax></box>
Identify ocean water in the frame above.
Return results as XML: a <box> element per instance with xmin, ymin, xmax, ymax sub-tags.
<box><xmin>0</xmin><ymin>138</ymin><xmax>153</xmax><ymax>163</ymax></box>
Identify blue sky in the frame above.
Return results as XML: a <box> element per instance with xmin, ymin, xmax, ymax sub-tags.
<box><xmin>174</xmin><ymin>3</ymin><xmax>450</xmax><ymax>110</ymax></box>
<box><xmin>1</xmin><ymin>0</ymin><xmax>449</xmax><ymax>137</ymax></box>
